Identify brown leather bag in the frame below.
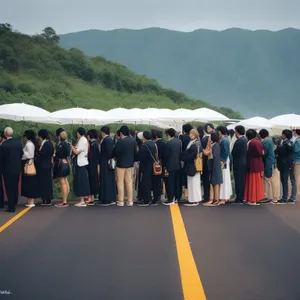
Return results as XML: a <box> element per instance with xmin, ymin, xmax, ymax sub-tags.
<box><xmin>24</xmin><ymin>160</ymin><xmax>36</xmax><ymax>176</ymax></box>
<box><xmin>145</xmin><ymin>143</ymin><xmax>162</xmax><ymax>176</ymax></box>
<box><xmin>194</xmin><ymin>142</ymin><xmax>203</xmax><ymax>173</ymax></box>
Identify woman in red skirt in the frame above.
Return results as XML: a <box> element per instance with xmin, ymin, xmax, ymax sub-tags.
<box><xmin>244</xmin><ymin>129</ymin><xmax>264</xmax><ymax>206</ymax></box>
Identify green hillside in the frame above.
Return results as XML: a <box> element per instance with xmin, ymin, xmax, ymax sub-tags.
<box><xmin>0</xmin><ymin>24</ymin><xmax>241</xmax><ymax>120</ymax></box>
<box><xmin>59</xmin><ymin>27</ymin><xmax>300</xmax><ymax>117</ymax></box>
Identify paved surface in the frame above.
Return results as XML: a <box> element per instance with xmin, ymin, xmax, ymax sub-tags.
<box><xmin>1</xmin><ymin>200</ymin><xmax>300</xmax><ymax>300</ymax></box>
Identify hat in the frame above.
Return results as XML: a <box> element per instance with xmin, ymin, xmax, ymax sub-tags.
<box><xmin>137</xmin><ymin>132</ymin><xmax>143</xmax><ymax>140</ymax></box>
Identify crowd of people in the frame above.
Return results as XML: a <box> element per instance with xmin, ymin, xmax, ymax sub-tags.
<box><xmin>0</xmin><ymin>122</ymin><xmax>299</xmax><ymax>213</ymax></box>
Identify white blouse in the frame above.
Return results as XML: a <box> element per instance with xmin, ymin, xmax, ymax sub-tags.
<box><xmin>76</xmin><ymin>136</ymin><xmax>89</xmax><ymax>167</ymax></box>
<box><xmin>22</xmin><ymin>140</ymin><xmax>35</xmax><ymax>160</ymax></box>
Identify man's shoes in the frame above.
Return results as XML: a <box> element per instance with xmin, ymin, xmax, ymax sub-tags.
<box><xmin>162</xmin><ymin>201</ymin><xmax>175</xmax><ymax>206</ymax></box>
<box><xmin>277</xmin><ymin>199</ymin><xmax>287</xmax><ymax>204</ymax></box>
<box><xmin>287</xmin><ymin>199</ymin><xmax>295</xmax><ymax>204</ymax></box>
<box><xmin>137</xmin><ymin>202</ymin><xmax>150</xmax><ymax>207</ymax></box>
<box><xmin>4</xmin><ymin>207</ymin><xmax>15</xmax><ymax>213</ymax></box>
<box><xmin>260</xmin><ymin>198</ymin><xmax>272</xmax><ymax>204</ymax></box>
<box><xmin>231</xmin><ymin>200</ymin><xmax>244</xmax><ymax>205</ymax></box>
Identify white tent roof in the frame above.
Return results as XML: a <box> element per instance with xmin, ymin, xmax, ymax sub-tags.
<box><xmin>227</xmin><ymin>117</ymin><xmax>272</xmax><ymax>130</ymax></box>
<box><xmin>269</xmin><ymin>114</ymin><xmax>300</xmax><ymax>129</ymax></box>
<box><xmin>191</xmin><ymin>108</ymin><xmax>229</xmax><ymax>122</ymax></box>
<box><xmin>0</xmin><ymin>103</ymin><xmax>55</xmax><ymax>123</ymax></box>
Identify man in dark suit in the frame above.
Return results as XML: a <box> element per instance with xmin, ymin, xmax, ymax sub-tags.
<box><xmin>201</xmin><ymin>123</ymin><xmax>215</xmax><ymax>203</ymax></box>
<box><xmin>152</xmin><ymin>130</ymin><xmax>166</xmax><ymax>204</ymax></box>
<box><xmin>112</xmin><ymin>125</ymin><xmax>137</xmax><ymax>207</ymax></box>
<box><xmin>163</xmin><ymin>128</ymin><xmax>182</xmax><ymax>205</ymax></box>
<box><xmin>136</xmin><ymin>131</ymin><xmax>157</xmax><ymax>206</ymax></box>
<box><xmin>232</xmin><ymin>125</ymin><xmax>247</xmax><ymax>204</ymax></box>
<box><xmin>0</xmin><ymin>127</ymin><xmax>23</xmax><ymax>212</ymax></box>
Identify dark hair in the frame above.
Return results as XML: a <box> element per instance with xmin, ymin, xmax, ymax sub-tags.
<box><xmin>282</xmin><ymin>129</ymin><xmax>292</xmax><ymax>140</ymax></box>
<box><xmin>87</xmin><ymin>129</ymin><xmax>98</xmax><ymax>139</ymax></box>
<box><xmin>0</xmin><ymin>131</ymin><xmax>5</xmax><ymax>139</ymax></box>
<box><xmin>211</xmin><ymin>132</ymin><xmax>219</xmax><ymax>143</ymax></box>
<box><xmin>296</xmin><ymin>129</ymin><xmax>300</xmax><ymax>136</ymax></box>
<box><xmin>129</xmin><ymin>130</ymin><xmax>136</xmax><ymax>138</ymax></box>
<box><xmin>235</xmin><ymin>125</ymin><xmax>245</xmax><ymax>136</ymax></box>
<box><xmin>197</xmin><ymin>126</ymin><xmax>204</xmax><ymax>140</ymax></box>
<box><xmin>204</xmin><ymin>123</ymin><xmax>214</xmax><ymax>134</ymax></box>
<box><xmin>119</xmin><ymin>125</ymin><xmax>129</xmax><ymax>136</ymax></box>
<box><xmin>166</xmin><ymin>128</ymin><xmax>176</xmax><ymax>138</ymax></box>
<box><xmin>228</xmin><ymin>129</ymin><xmax>235</xmax><ymax>138</ymax></box>
<box><xmin>246</xmin><ymin>129</ymin><xmax>257</xmax><ymax>141</ymax></box>
<box><xmin>56</xmin><ymin>128</ymin><xmax>64</xmax><ymax>137</ymax></box>
<box><xmin>116</xmin><ymin>129</ymin><xmax>120</xmax><ymax>137</ymax></box>
<box><xmin>182</xmin><ymin>123</ymin><xmax>193</xmax><ymax>134</ymax></box>
<box><xmin>216</xmin><ymin>126</ymin><xmax>227</xmax><ymax>136</ymax></box>
<box><xmin>143</xmin><ymin>131</ymin><xmax>152</xmax><ymax>140</ymax></box>
<box><xmin>101</xmin><ymin>126</ymin><xmax>110</xmax><ymax>135</ymax></box>
<box><xmin>259</xmin><ymin>129</ymin><xmax>269</xmax><ymax>139</ymax></box>
<box><xmin>24</xmin><ymin>130</ymin><xmax>36</xmax><ymax>143</ymax></box>
<box><xmin>38</xmin><ymin>129</ymin><xmax>49</xmax><ymax>140</ymax></box>
<box><xmin>77</xmin><ymin>127</ymin><xmax>86</xmax><ymax>136</ymax></box>
<box><xmin>151</xmin><ymin>129</ymin><xmax>158</xmax><ymax>139</ymax></box>
<box><xmin>157</xmin><ymin>130</ymin><xmax>162</xmax><ymax>139</ymax></box>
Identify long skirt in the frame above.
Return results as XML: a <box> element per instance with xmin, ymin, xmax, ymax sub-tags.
<box><xmin>219</xmin><ymin>159</ymin><xmax>232</xmax><ymax>200</ymax></box>
<box><xmin>74</xmin><ymin>165</ymin><xmax>90</xmax><ymax>197</ymax></box>
<box><xmin>38</xmin><ymin>168</ymin><xmax>53</xmax><ymax>202</ymax></box>
<box><xmin>87</xmin><ymin>164</ymin><xmax>98</xmax><ymax>195</ymax></box>
<box><xmin>21</xmin><ymin>174</ymin><xmax>38</xmax><ymax>199</ymax></box>
<box><xmin>187</xmin><ymin>173</ymin><xmax>202</xmax><ymax>203</ymax></box>
<box><xmin>244</xmin><ymin>172</ymin><xmax>264</xmax><ymax>203</ymax></box>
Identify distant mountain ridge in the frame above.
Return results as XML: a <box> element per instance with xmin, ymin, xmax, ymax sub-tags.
<box><xmin>59</xmin><ymin>27</ymin><xmax>300</xmax><ymax>117</ymax></box>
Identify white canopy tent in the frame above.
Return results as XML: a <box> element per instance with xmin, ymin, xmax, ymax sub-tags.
<box><xmin>269</xmin><ymin>114</ymin><xmax>300</xmax><ymax>129</ymax></box>
<box><xmin>0</xmin><ymin>103</ymin><xmax>56</xmax><ymax>123</ymax></box>
<box><xmin>227</xmin><ymin>117</ymin><xmax>273</xmax><ymax>130</ymax></box>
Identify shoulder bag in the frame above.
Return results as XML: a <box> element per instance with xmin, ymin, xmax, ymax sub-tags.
<box><xmin>24</xmin><ymin>159</ymin><xmax>36</xmax><ymax>176</ymax></box>
<box><xmin>145</xmin><ymin>143</ymin><xmax>162</xmax><ymax>176</ymax></box>
<box><xmin>193</xmin><ymin>142</ymin><xmax>203</xmax><ymax>173</ymax></box>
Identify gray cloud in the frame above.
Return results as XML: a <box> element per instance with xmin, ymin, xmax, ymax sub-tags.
<box><xmin>1</xmin><ymin>0</ymin><xmax>299</xmax><ymax>34</ymax></box>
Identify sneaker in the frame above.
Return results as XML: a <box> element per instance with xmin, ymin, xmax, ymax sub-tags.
<box><xmin>271</xmin><ymin>200</ymin><xmax>278</xmax><ymax>204</ymax></box>
<box><xmin>287</xmin><ymin>199</ymin><xmax>295</xmax><ymax>204</ymax></box>
<box><xmin>277</xmin><ymin>199</ymin><xmax>287</xmax><ymax>204</ymax></box>
<box><xmin>126</xmin><ymin>202</ymin><xmax>134</xmax><ymax>207</ymax></box>
<box><xmin>41</xmin><ymin>202</ymin><xmax>52</xmax><ymax>206</ymax></box>
<box><xmin>260</xmin><ymin>198</ymin><xmax>272</xmax><ymax>204</ymax></box>
<box><xmin>162</xmin><ymin>201</ymin><xmax>175</xmax><ymax>206</ymax></box>
<box><xmin>151</xmin><ymin>202</ymin><xmax>159</xmax><ymax>206</ymax></box>
<box><xmin>25</xmin><ymin>204</ymin><xmax>35</xmax><ymax>207</ymax></box>
<box><xmin>55</xmin><ymin>202</ymin><xmax>69</xmax><ymax>208</ymax></box>
<box><xmin>87</xmin><ymin>201</ymin><xmax>95</xmax><ymax>206</ymax></box>
<box><xmin>184</xmin><ymin>202</ymin><xmax>199</xmax><ymax>207</ymax></box>
<box><xmin>137</xmin><ymin>202</ymin><xmax>150</xmax><ymax>207</ymax></box>
<box><xmin>231</xmin><ymin>201</ymin><xmax>244</xmax><ymax>205</ymax></box>
<box><xmin>97</xmin><ymin>203</ymin><xmax>109</xmax><ymax>207</ymax></box>
<box><xmin>117</xmin><ymin>202</ymin><xmax>124</xmax><ymax>207</ymax></box>
<box><xmin>74</xmin><ymin>202</ymin><xmax>87</xmax><ymax>207</ymax></box>
<box><xmin>108</xmin><ymin>202</ymin><xmax>116</xmax><ymax>206</ymax></box>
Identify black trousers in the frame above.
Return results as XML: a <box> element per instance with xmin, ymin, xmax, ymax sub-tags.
<box><xmin>3</xmin><ymin>173</ymin><xmax>19</xmax><ymax>211</ymax></box>
<box><xmin>202</xmin><ymin>168</ymin><xmax>210</xmax><ymax>202</ymax></box>
<box><xmin>166</xmin><ymin>170</ymin><xmax>181</xmax><ymax>202</ymax></box>
<box><xmin>0</xmin><ymin>174</ymin><xmax>4</xmax><ymax>208</ymax></box>
<box><xmin>152</xmin><ymin>175</ymin><xmax>162</xmax><ymax>203</ymax></box>
<box><xmin>140</xmin><ymin>171</ymin><xmax>153</xmax><ymax>204</ymax></box>
<box><xmin>280</xmin><ymin>168</ymin><xmax>289</xmax><ymax>200</ymax></box>
<box><xmin>233</xmin><ymin>165</ymin><xmax>246</xmax><ymax>202</ymax></box>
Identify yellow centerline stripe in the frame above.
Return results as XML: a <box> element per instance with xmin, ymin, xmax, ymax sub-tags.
<box><xmin>0</xmin><ymin>207</ymin><xmax>32</xmax><ymax>233</ymax></box>
<box><xmin>170</xmin><ymin>204</ymin><xmax>206</xmax><ymax>300</ymax></box>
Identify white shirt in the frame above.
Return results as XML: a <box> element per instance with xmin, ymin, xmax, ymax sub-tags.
<box><xmin>76</xmin><ymin>136</ymin><xmax>89</xmax><ymax>167</ymax></box>
<box><xmin>22</xmin><ymin>140</ymin><xmax>35</xmax><ymax>160</ymax></box>
<box><xmin>39</xmin><ymin>139</ymin><xmax>47</xmax><ymax>150</ymax></box>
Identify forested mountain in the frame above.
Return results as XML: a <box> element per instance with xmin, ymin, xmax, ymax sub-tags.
<box><xmin>0</xmin><ymin>24</ymin><xmax>241</xmax><ymax>119</ymax></box>
<box><xmin>60</xmin><ymin>27</ymin><xmax>300</xmax><ymax>117</ymax></box>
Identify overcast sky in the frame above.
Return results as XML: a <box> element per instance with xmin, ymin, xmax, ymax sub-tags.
<box><xmin>1</xmin><ymin>0</ymin><xmax>299</xmax><ymax>34</ymax></box>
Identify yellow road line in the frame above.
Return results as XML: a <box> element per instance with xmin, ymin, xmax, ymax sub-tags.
<box><xmin>170</xmin><ymin>204</ymin><xmax>206</xmax><ymax>300</ymax></box>
<box><xmin>0</xmin><ymin>207</ymin><xmax>32</xmax><ymax>233</ymax></box>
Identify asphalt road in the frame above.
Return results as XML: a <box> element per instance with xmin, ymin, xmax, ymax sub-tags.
<box><xmin>1</xmin><ymin>200</ymin><xmax>300</xmax><ymax>300</ymax></box>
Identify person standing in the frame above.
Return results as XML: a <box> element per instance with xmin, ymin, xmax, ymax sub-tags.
<box><xmin>54</xmin><ymin>131</ymin><xmax>71</xmax><ymax>208</ymax></box>
<box><xmin>290</xmin><ymin>129</ymin><xmax>300</xmax><ymax>202</ymax></box>
<box><xmin>36</xmin><ymin>130</ymin><xmax>54</xmax><ymax>206</ymax></box>
<box><xmin>86</xmin><ymin>129</ymin><xmax>100</xmax><ymax>205</ymax></box>
<box><xmin>259</xmin><ymin>129</ymin><xmax>280</xmax><ymax>203</ymax></box>
<box><xmin>217</xmin><ymin>126</ymin><xmax>232</xmax><ymax>204</ymax></box>
<box><xmin>21</xmin><ymin>130</ymin><xmax>39</xmax><ymax>207</ymax></box>
<box><xmin>163</xmin><ymin>128</ymin><xmax>181</xmax><ymax>205</ymax></box>
<box><xmin>276</xmin><ymin>130</ymin><xmax>294</xmax><ymax>204</ymax></box>
<box><xmin>136</xmin><ymin>131</ymin><xmax>157</xmax><ymax>206</ymax></box>
<box><xmin>152</xmin><ymin>130</ymin><xmax>166</xmax><ymax>204</ymax></box>
<box><xmin>112</xmin><ymin>125</ymin><xmax>137</xmax><ymax>207</ymax></box>
<box><xmin>71</xmin><ymin>127</ymin><xmax>91</xmax><ymax>207</ymax></box>
<box><xmin>0</xmin><ymin>131</ymin><xmax>5</xmax><ymax>208</ymax></box>
<box><xmin>181</xmin><ymin>129</ymin><xmax>202</xmax><ymax>206</ymax></box>
<box><xmin>98</xmin><ymin>126</ymin><xmax>117</xmax><ymax>206</ymax></box>
<box><xmin>201</xmin><ymin>123</ymin><xmax>215</xmax><ymax>203</ymax></box>
<box><xmin>231</xmin><ymin>125</ymin><xmax>247</xmax><ymax>204</ymax></box>
<box><xmin>244</xmin><ymin>129</ymin><xmax>264</xmax><ymax>206</ymax></box>
<box><xmin>0</xmin><ymin>127</ymin><xmax>23</xmax><ymax>212</ymax></box>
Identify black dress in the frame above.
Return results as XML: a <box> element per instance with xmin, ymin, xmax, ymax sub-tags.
<box><xmin>99</xmin><ymin>136</ymin><xmax>117</xmax><ymax>204</ymax></box>
<box><xmin>87</xmin><ymin>139</ymin><xmax>100</xmax><ymax>195</ymax></box>
<box><xmin>21</xmin><ymin>160</ymin><xmax>39</xmax><ymax>199</ymax></box>
<box><xmin>208</xmin><ymin>143</ymin><xmax>223</xmax><ymax>185</ymax></box>
<box><xmin>53</xmin><ymin>141</ymin><xmax>71</xmax><ymax>178</ymax></box>
<box><xmin>36</xmin><ymin>141</ymin><xmax>54</xmax><ymax>203</ymax></box>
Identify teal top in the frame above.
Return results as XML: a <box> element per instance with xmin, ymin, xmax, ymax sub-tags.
<box><xmin>262</xmin><ymin>137</ymin><xmax>275</xmax><ymax>177</ymax></box>
<box><xmin>293</xmin><ymin>138</ymin><xmax>300</xmax><ymax>164</ymax></box>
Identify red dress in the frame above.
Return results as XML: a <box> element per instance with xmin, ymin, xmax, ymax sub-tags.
<box><xmin>244</xmin><ymin>139</ymin><xmax>264</xmax><ymax>203</ymax></box>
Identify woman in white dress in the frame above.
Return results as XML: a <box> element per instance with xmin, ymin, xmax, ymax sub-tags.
<box><xmin>217</xmin><ymin>126</ymin><xmax>232</xmax><ymax>204</ymax></box>
<box><xmin>181</xmin><ymin>129</ymin><xmax>202</xmax><ymax>206</ymax></box>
